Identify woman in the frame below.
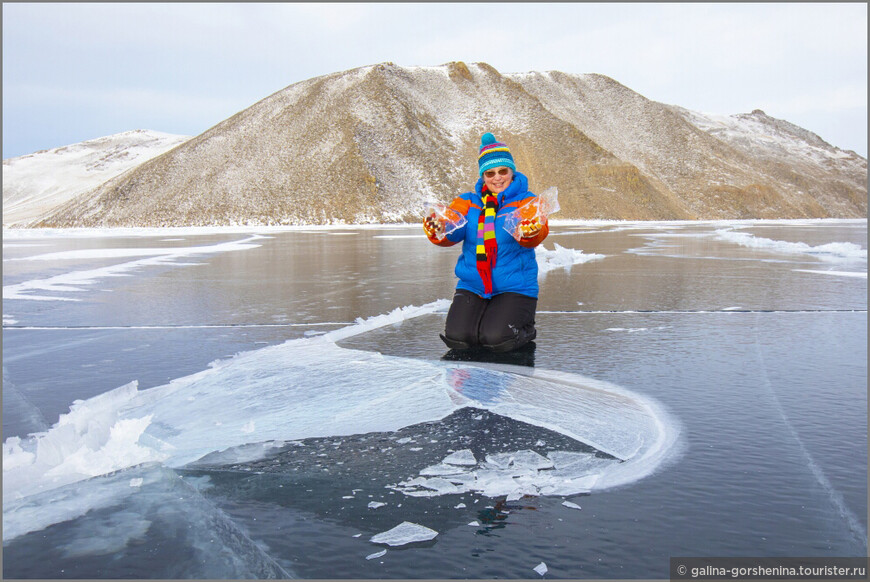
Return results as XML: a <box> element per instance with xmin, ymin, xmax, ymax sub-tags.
<box><xmin>424</xmin><ymin>133</ymin><xmax>549</xmax><ymax>352</ymax></box>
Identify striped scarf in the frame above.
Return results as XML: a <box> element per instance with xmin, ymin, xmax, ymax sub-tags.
<box><xmin>476</xmin><ymin>185</ymin><xmax>498</xmax><ymax>295</ymax></box>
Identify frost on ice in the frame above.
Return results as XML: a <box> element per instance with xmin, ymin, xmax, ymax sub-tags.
<box><xmin>370</xmin><ymin>522</ymin><xmax>438</xmax><ymax>546</ymax></box>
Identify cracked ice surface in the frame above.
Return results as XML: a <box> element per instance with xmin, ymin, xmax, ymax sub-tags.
<box><xmin>3</xmin><ymin>300</ymin><xmax>680</xmax><ymax>543</ymax></box>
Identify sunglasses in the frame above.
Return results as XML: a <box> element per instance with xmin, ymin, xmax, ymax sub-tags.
<box><xmin>483</xmin><ymin>168</ymin><xmax>511</xmax><ymax>179</ymax></box>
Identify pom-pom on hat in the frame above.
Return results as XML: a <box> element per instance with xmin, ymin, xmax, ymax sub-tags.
<box><xmin>478</xmin><ymin>132</ymin><xmax>516</xmax><ymax>176</ymax></box>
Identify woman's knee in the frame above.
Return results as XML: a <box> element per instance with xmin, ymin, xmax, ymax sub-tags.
<box><xmin>443</xmin><ymin>290</ymin><xmax>485</xmax><ymax>348</ymax></box>
<box><xmin>441</xmin><ymin>327</ymin><xmax>478</xmax><ymax>348</ymax></box>
<box><xmin>478</xmin><ymin>293</ymin><xmax>537</xmax><ymax>351</ymax></box>
<box><xmin>481</xmin><ymin>320</ymin><xmax>536</xmax><ymax>349</ymax></box>
<box><xmin>478</xmin><ymin>320</ymin><xmax>515</xmax><ymax>348</ymax></box>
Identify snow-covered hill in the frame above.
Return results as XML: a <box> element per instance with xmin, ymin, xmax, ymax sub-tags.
<box><xmin>11</xmin><ymin>63</ymin><xmax>867</xmax><ymax>227</ymax></box>
<box><xmin>3</xmin><ymin>130</ymin><xmax>190</xmax><ymax>226</ymax></box>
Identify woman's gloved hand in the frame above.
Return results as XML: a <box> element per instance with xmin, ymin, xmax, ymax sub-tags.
<box><xmin>423</xmin><ymin>214</ymin><xmax>446</xmax><ymax>239</ymax></box>
<box><xmin>519</xmin><ymin>216</ymin><xmax>543</xmax><ymax>239</ymax></box>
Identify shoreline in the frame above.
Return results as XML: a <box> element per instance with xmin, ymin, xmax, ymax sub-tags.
<box><xmin>3</xmin><ymin>217</ymin><xmax>867</xmax><ymax>239</ymax></box>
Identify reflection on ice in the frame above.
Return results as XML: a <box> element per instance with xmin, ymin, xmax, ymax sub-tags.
<box><xmin>3</xmin><ymin>300</ymin><xmax>680</xmax><ymax>545</ymax></box>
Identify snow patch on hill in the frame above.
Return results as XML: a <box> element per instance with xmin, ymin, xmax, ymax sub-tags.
<box><xmin>674</xmin><ymin>108</ymin><xmax>858</xmax><ymax>165</ymax></box>
<box><xmin>3</xmin><ymin>130</ymin><xmax>190</xmax><ymax>226</ymax></box>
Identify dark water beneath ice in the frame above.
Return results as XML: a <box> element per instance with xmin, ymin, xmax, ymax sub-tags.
<box><xmin>3</xmin><ymin>220</ymin><xmax>867</xmax><ymax>579</ymax></box>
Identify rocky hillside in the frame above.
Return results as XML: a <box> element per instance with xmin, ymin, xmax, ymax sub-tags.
<box><xmin>22</xmin><ymin>62</ymin><xmax>869</xmax><ymax>227</ymax></box>
<box><xmin>3</xmin><ymin>130</ymin><xmax>190</xmax><ymax>226</ymax></box>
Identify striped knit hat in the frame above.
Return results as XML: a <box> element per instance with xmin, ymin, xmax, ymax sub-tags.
<box><xmin>478</xmin><ymin>133</ymin><xmax>516</xmax><ymax>176</ymax></box>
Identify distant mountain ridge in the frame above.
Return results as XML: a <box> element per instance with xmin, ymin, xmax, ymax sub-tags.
<box><xmin>3</xmin><ymin>130</ymin><xmax>191</xmax><ymax>226</ymax></box>
<box><xmin>9</xmin><ymin>62</ymin><xmax>868</xmax><ymax>227</ymax></box>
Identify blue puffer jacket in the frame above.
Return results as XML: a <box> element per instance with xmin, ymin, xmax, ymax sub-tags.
<box><xmin>431</xmin><ymin>172</ymin><xmax>549</xmax><ymax>299</ymax></box>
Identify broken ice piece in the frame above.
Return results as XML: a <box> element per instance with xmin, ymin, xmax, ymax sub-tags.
<box><xmin>454</xmin><ymin>503</ymin><xmax>467</xmax><ymax>509</ymax></box>
<box><xmin>506</xmin><ymin>490</ymin><xmax>525</xmax><ymax>502</ymax></box>
<box><xmin>467</xmin><ymin>521</ymin><xmax>480</xmax><ymax>527</ymax></box>
<box><xmin>548</xmin><ymin>451</ymin><xmax>612</xmax><ymax>472</ymax></box>
<box><xmin>538</xmin><ymin>474</ymin><xmax>600</xmax><ymax>496</ymax></box>
<box><xmin>485</xmin><ymin>449</ymin><xmax>554</xmax><ymax>470</ymax></box>
<box><xmin>534</xmin><ymin>562</ymin><xmax>548</xmax><ymax>576</ymax></box>
<box><xmin>420</xmin><ymin>463</ymin><xmax>465</xmax><ymax>476</ymax></box>
<box><xmin>129</xmin><ymin>478</ymin><xmax>144</xmax><ymax>488</ymax></box>
<box><xmin>399</xmin><ymin>488</ymin><xmax>441</xmax><ymax>498</ymax></box>
<box><xmin>368</xmin><ymin>501</ymin><xmax>387</xmax><ymax>509</ymax></box>
<box><xmin>515</xmin><ymin>450</ymin><xmax>555</xmax><ymax>470</ymax></box>
<box><xmin>370</xmin><ymin>522</ymin><xmax>438</xmax><ymax>546</ymax></box>
<box><xmin>484</xmin><ymin>452</ymin><xmax>514</xmax><ymax>470</ymax></box>
<box><xmin>413</xmin><ymin>477</ymin><xmax>463</xmax><ymax>494</ymax></box>
<box><xmin>562</xmin><ymin>501</ymin><xmax>582</xmax><ymax>510</ymax></box>
<box><xmin>442</xmin><ymin>449</ymin><xmax>477</xmax><ymax>466</ymax></box>
<box><xmin>366</xmin><ymin>550</ymin><xmax>387</xmax><ymax>561</ymax></box>
<box><xmin>446</xmin><ymin>473</ymin><xmax>477</xmax><ymax>487</ymax></box>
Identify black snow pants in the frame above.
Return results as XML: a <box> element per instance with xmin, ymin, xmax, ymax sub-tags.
<box><xmin>440</xmin><ymin>289</ymin><xmax>537</xmax><ymax>352</ymax></box>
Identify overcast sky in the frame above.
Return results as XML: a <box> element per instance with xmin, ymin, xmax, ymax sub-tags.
<box><xmin>3</xmin><ymin>2</ymin><xmax>867</xmax><ymax>159</ymax></box>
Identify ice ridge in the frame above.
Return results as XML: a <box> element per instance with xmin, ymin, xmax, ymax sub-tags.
<box><xmin>714</xmin><ymin>229</ymin><xmax>867</xmax><ymax>262</ymax></box>
<box><xmin>3</xmin><ymin>300</ymin><xmax>680</xmax><ymax>543</ymax></box>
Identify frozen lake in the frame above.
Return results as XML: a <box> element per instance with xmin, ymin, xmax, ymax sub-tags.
<box><xmin>2</xmin><ymin>219</ymin><xmax>867</xmax><ymax>579</ymax></box>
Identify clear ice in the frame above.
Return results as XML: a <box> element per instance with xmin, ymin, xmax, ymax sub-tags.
<box><xmin>3</xmin><ymin>300</ymin><xmax>680</xmax><ymax>544</ymax></box>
